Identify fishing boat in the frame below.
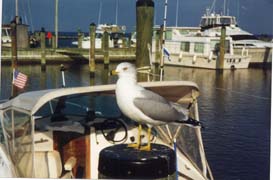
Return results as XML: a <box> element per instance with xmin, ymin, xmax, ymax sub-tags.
<box><xmin>0</xmin><ymin>81</ymin><xmax>213</xmax><ymax>179</ymax></box>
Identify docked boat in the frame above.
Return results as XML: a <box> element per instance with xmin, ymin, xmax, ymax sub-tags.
<box><xmin>199</xmin><ymin>12</ymin><xmax>272</xmax><ymax>64</ymax></box>
<box><xmin>1</xmin><ymin>25</ymin><xmax>11</xmax><ymax>47</ymax></box>
<box><xmin>72</xmin><ymin>24</ymin><xmax>126</xmax><ymax>49</ymax></box>
<box><xmin>152</xmin><ymin>27</ymin><xmax>250</xmax><ymax>69</ymax></box>
<box><xmin>0</xmin><ymin>81</ymin><xmax>213</xmax><ymax>179</ymax></box>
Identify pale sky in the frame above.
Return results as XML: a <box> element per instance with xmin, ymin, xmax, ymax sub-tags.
<box><xmin>2</xmin><ymin>0</ymin><xmax>273</xmax><ymax>34</ymax></box>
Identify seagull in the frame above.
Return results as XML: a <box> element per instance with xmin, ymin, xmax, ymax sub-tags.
<box><xmin>111</xmin><ymin>62</ymin><xmax>201</xmax><ymax>151</ymax></box>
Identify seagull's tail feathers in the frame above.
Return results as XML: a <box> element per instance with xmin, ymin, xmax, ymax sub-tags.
<box><xmin>175</xmin><ymin>117</ymin><xmax>204</xmax><ymax>129</ymax></box>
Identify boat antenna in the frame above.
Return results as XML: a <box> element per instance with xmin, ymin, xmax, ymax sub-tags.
<box><xmin>209</xmin><ymin>0</ymin><xmax>217</xmax><ymax>14</ymax></box>
<box><xmin>98</xmin><ymin>1</ymin><xmax>102</xmax><ymax>25</ymax></box>
<box><xmin>160</xmin><ymin>0</ymin><xmax>168</xmax><ymax>81</ymax></box>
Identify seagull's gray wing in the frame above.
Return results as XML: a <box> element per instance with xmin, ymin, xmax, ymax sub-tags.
<box><xmin>133</xmin><ymin>97</ymin><xmax>184</xmax><ymax>123</ymax></box>
<box><xmin>140</xmin><ymin>89</ymin><xmax>169</xmax><ymax>104</ymax></box>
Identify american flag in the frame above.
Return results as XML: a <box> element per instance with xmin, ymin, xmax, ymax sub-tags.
<box><xmin>13</xmin><ymin>69</ymin><xmax>28</xmax><ymax>89</ymax></box>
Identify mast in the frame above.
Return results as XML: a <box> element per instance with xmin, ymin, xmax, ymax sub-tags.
<box><xmin>160</xmin><ymin>0</ymin><xmax>168</xmax><ymax>80</ymax></box>
<box><xmin>223</xmin><ymin>0</ymin><xmax>226</xmax><ymax>15</ymax></box>
<box><xmin>115</xmin><ymin>0</ymin><xmax>119</xmax><ymax>24</ymax></box>
<box><xmin>15</xmin><ymin>0</ymin><xmax>18</xmax><ymax>17</ymax></box>
<box><xmin>55</xmin><ymin>0</ymin><xmax>58</xmax><ymax>48</ymax></box>
<box><xmin>175</xmin><ymin>0</ymin><xmax>179</xmax><ymax>27</ymax></box>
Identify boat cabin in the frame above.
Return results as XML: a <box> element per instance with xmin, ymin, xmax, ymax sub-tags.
<box><xmin>200</xmin><ymin>13</ymin><xmax>237</xmax><ymax>30</ymax></box>
<box><xmin>0</xmin><ymin>82</ymin><xmax>212</xmax><ymax>179</ymax></box>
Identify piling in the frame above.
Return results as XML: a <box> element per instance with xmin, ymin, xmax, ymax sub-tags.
<box><xmin>122</xmin><ymin>37</ymin><xmax>127</xmax><ymax>48</ymax></box>
<box><xmin>218</xmin><ymin>26</ymin><xmax>226</xmax><ymax>69</ymax></box>
<box><xmin>136</xmin><ymin>0</ymin><xmax>154</xmax><ymax>68</ymax></box>
<box><xmin>103</xmin><ymin>31</ymin><xmax>110</xmax><ymax>68</ymax></box>
<box><xmin>155</xmin><ymin>28</ymin><xmax>163</xmax><ymax>67</ymax></box>
<box><xmin>40</xmin><ymin>29</ymin><xmax>46</xmax><ymax>71</ymax></box>
<box><xmin>52</xmin><ymin>35</ymin><xmax>56</xmax><ymax>49</ymax></box>
<box><xmin>89</xmin><ymin>23</ymin><xmax>96</xmax><ymax>77</ymax></box>
<box><xmin>10</xmin><ymin>20</ymin><xmax>18</xmax><ymax>97</ymax></box>
<box><xmin>78</xmin><ymin>29</ymin><xmax>83</xmax><ymax>49</ymax></box>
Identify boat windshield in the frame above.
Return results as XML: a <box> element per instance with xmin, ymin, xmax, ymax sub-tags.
<box><xmin>220</xmin><ymin>17</ymin><xmax>232</xmax><ymax>25</ymax></box>
<box><xmin>33</xmin><ymin>92</ymin><xmax>208</xmax><ymax>176</ymax></box>
<box><xmin>1</xmin><ymin>109</ymin><xmax>33</xmax><ymax>177</ymax></box>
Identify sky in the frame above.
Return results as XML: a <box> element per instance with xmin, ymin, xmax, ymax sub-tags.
<box><xmin>1</xmin><ymin>0</ymin><xmax>273</xmax><ymax>35</ymax></box>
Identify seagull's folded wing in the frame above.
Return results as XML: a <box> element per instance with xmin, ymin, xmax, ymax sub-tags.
<box><xmin>133</xmin><ymin>97</ymin><xmax>184</xmax><ymax>123</ymax></box>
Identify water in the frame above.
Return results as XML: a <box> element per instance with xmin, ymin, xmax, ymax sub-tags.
<box><xmin>0</xmin><ymin>63</ymin><xmax>271</xmax><ymax>180</ymax></box>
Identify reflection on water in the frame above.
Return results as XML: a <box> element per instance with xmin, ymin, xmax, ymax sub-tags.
<box><xmin>0</xmin><ymin>63</ymin><xmax>271</xmax><ymax>179</ymax></box>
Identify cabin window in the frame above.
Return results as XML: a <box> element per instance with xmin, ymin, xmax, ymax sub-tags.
<box><xmin>180</xmin><ymin>42</ymin><xmax>190</xmax><ymax>52</ymax></box>
<box><xmin>194</xmin><ymin>43</ymin><xmax>204</xmax><ymax>53</ymax></box>
<box><xmin>165</xmin><ymin>30</ymin><xmax>172</xmax><ymax>40</ymax></box>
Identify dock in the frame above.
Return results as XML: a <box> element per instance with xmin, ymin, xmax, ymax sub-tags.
<box><xmin>1</xmin><ymin>47</ymin><xmax>136</xmax><ymax>64</ymax></box>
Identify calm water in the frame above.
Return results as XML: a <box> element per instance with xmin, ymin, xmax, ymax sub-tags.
<box><xmin>0</xmin><ymin>63</ymin><xmax>271</xmax><ymax>180</ymax></box>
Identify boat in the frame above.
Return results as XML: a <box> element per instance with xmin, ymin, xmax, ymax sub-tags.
<box><xmin>200</xmin><ymin>12</ymin><xmax>273</xmax><ymax>49</ymax></box>
<box><xmin>0</xmin><ymin>81</ymin><xmax>213</xmax><ymax>179</ymax></box>
<box><xmin>152</xmin><ymin>26</ymin><xmax>250</xmax><ymax>69</ymax></box>
<box><xmin>1</xmin><ymin>24</ymin><xmax>11</xmax><ymax>47</ymax></box>
<box><xmin>198</xmin><ymin>8</ymin><xmax>272</xmax><ymax>65</ymax></box>
<box><xmin>72</xmin><ymin>24</ymin><xmax>126</xmax><ymax>49</ymax></box>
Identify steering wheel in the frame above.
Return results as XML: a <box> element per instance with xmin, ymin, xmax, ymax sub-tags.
<box><xmin>101</xmin><ymin>118</ymin><xmax>128</xmax><ymax>143</ymax></box>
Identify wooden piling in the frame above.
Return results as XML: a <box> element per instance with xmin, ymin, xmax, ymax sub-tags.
<box><xmin>10</xmin><ymin>20</ymin><xmax>18</xmax><ymax>97</ymax></box>
<box><xmin>136</xmin><ymin>0</ymin><xmax>154</xmax><ymax>68</ymax></box>
<box><xmin>40</xmin><ymin>29</ymin><xmax>46</xmax><ymax>71</ymax></box>
<box><xmin>155</xmin><ymin>28</ymin><xmax>163</xmax><ymax>67</ymax></box>
<box><xmin>89</xmin><ymin>23</ymin><xmax>96</xmax><ymax>77</ymax></box>
<box><xmin>52</xmin><ymin>35</ymin><xmax>56</xmax><ymax>49</ymax></box>
<box><xmin>122</xmin><ymin>37</ymin><xmax>127</xmax><ymax>48</ymax></box>
<box><xmin>103</xmin><ymin>31</ymin><xmax>110</xmax><ymax>68</ymax></box>
<box><xmin>218</xmin><ymin>26</ymin><xmax>226</xmax><ymax>69</ymax></box>
<box><xmin>78</xmin><ymin>30</ymin><xmax>83</xmax><ymax>49</ymax></box>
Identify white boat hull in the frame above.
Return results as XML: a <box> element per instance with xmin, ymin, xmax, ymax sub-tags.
<box><xmin>153</xmin><ymin>53</ymin><xmax>250</xmax><ymax>69</ymax></box>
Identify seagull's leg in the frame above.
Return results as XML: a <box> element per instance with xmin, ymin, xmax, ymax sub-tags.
<box><xmin>140</xmin><ymin>127</ymin><xmax>151</xmax><ymax>151</ymax></box>
<box><xmin>128</xmin><ymin>124</ymin><xmax>142</xmax><ymax>149</ymax></box>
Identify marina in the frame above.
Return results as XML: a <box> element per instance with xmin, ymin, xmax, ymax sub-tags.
<box><xmin>0</xmin><ymin>0</ymin><xmax>272</xmax><ymax>179</ymax></box>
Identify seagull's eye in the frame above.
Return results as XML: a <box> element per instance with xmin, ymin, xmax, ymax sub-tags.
<box><xmin>123</xmin><ymin>67</ymin><xmax>128</xmax><ymax>71</ymax></box>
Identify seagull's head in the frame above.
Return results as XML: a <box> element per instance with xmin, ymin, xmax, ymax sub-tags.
<box><xmin>111</xmin><ymin>62</ymin><xmax>137</xmax><ymax>79</ymax></box>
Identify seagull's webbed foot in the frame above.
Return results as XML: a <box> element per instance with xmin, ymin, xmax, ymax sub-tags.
<box><xmin>139</xmin><ymin>144</ymin><xmax>151</xmax><ymax>151</ymax></box>
<box><xmin>127</xmin><ymin>143</ymin><xmax>140</xmax><ymax>149</ymax></box>
<box><xmin>140</xmin><ymin>127</ymin><xmax>152</xmax><ymax>151</ymax></box>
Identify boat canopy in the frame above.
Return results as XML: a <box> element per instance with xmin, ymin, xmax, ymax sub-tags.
<box><xmin>0</xmin><ymin>81</ymin><xmax>199</xmax><ymax>116</ymax></box>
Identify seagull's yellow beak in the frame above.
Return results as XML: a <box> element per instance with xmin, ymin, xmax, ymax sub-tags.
<box><xmin>110</xmin><ymin>70</ymin><xmax>118</xmax><ymax>76</ymax></box>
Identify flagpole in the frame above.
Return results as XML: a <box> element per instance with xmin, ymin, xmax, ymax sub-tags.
<box><xmin>11</xmin><ymin>19</ymin><xmax>18</xmax><ymax>97</ymax></box>
<box><xmin>160</xmin><ymin>0</ymin><xmax>168</xmax><ymax>81</ymax></box>
<box><xmin>55</xmin><ymin>0</ymin><xmax>59</xmax><ymax>48</ymax></box>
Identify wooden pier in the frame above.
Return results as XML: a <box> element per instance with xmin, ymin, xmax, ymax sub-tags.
<box><xmin>0</xmin><ymin>47</ymin><xmax>136</xmax><ymax>65</ymax></box>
